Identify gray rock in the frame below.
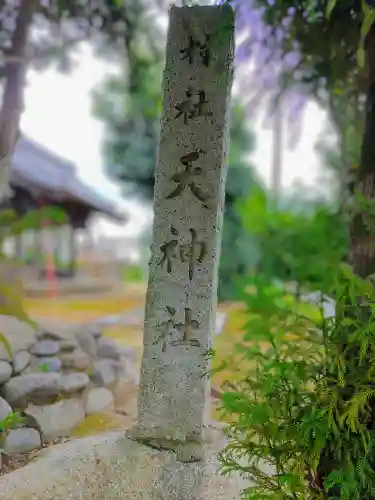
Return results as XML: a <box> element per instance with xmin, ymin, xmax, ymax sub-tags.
<box><xmin>3</xmin><ymin>373</ymin><xmax>61</xmax><ymax>408</ymax></box>
<box><xmin>24</xmin><ymin>399</ymin><xmax>85</xmax><ymax>443</ymax></box>
<box><xmin>57</xmin><ymin>373</ymin><xmax>90</xmax><ymax>394</ymax></box>
<box><xmin>3</xmin><ymin>428</ymin><xmax>41</xmax><ymax>455</ymax></box>
<box><xmin>0</xmin><ymin>316</ymin><xmax>37</xmax><ymax>362</ymax></box>
<box><xmin>60</xmin><ymin>349</ymin><xmax>91</xmax><ymax>371</ymax></box>
<box><xmin>76</xmin><ymin>332</ymin><xmax>97</xmax><ymax>357</ymax></box>
<box><xmin>84</xmin><ymin>387</ymin><xmax>115</xmax><ymax>415</ymax></box>
<box><xmin>0</xmin><ymin>360</ymin><xmax>12</xmax><ymax>384</ymax></box>
<box><xmin>36</xmin><ymin>330</ymin><xmax>65</xmax><ymax>342</ymax></box>
<box><xmin>59</xmin><ymin>339</ymin><xmax>77</xmax><ymax>352</ymax></box>
<box><xmin>12</xmin><ymin>350</ymin><xmax>31</xmax><ymax>375</ymax></box>
<box><xmin>0</xmin><ymin>432</ymin><xmax>250</xmax><ymax>500</ymax></box>
<box><xmin>81</xmin><ymin>324</ymin><xmax>102</xmax><ymax>339</ymax></box>
<box><xmin>0</xmin><ymin>396</ymin><xmax>11</xmax><ymax>421</ymax></box>
<box><xmin>91</xmin><ymin>359</ymin><xmax>119</xmax><ymax>387</ymax></box>
<box><xmin>97</xmin><ymin>338</ymin><xmax>121</xmax><ymax>361</ymax></box>
<box><xmin>31</xmin><ymin>340</ymin><xmax>60</xmax><ymax>357</ymax></box>
<box><xmin>4</xmin><ymin>372</ymin><xmax>90</xmax><ymax>409</ymax></box>
<box><xmin>37</xmin><ymin>357</ymin><xmax>62</xmax><ymax>373</ymax></box>
<box><xmin>120</xmin><ymin>346</ymin><xmax>137</xmax><ymax>363</ymax></box>
<box><xmin>119</xmin><ymin>356</ymin><xmax>137</xmax><ymax>377</ymax></box>
<box><xmin>112</xmin><ymin>379</ymin><xmax>138</xmax><ymax>418</ymax></box>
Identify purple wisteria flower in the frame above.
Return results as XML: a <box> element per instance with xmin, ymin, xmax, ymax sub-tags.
<box><xmin>217</xmin><ymin>0</ymin><xmax>307</xmax><ymax>147</ymax></box>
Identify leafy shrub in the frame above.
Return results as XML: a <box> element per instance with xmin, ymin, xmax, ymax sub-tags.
<box><xmin>218</xmin><ymin>265</ymin><xmax>375</xmax><ymax>499</ymax></box>
<box><xmin>213</xmin><ymin>183</ymin><xmax>375</xmax><ymax>498</ymax></box>
<box><xmin>0</xmin><ymin>411</ymin><xmax>24</xmax><ymax>452</ymax></box>
<box><xmin>239</xmin><ymin>186</ymin><xmax>348</xmax><ymax>295</ymax></box>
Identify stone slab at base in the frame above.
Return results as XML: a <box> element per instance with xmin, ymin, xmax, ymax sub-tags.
<box><xmin>0</xmin><ymin>429</ymin><xmax>249</xmax><ymax>500</ymax></box>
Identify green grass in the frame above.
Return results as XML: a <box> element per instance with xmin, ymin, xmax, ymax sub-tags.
<box><xmin>121</xmin><ymin>265</ymin><xmax>144</xmax><ymax>283</ymax></box>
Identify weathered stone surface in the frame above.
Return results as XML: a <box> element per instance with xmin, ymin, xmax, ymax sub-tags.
<box><xmin>57</xmin><ymin>373</ymin><xmax>90</xmax><ymax>394</ymax></box>
<box><xmin>59</xmin><ymin>339</ymin><xmax>78</xmax><ymax>352</ymax></box>
<box><xmin>3</xmin><ymin>427</ymin><xmax>41</xmax><ymax>455</ymax></box>
<box><xmin>3</xmin><ymin>373</ymin><xmax>60</xmax><ymax>408</ymax></box>
<box><xmin>36</xmin><ymin>330</ymin><xmax>65</xmax><ymax>342</ymax></box>
<box><xmin>120</xmin><ymin>346</ymin><xmax>137</xmax><ymax>363</ymax></box>
<box><xmin>91</xmin><ymin>359</ymin><xmax>119</xmax><ymax>387</ymax></box>
<box><xmin>12</xmin><ymin>350</ymin><xmax>31</xmax><ymax>375</ymax></box>
<box><xmin>60</xmin><ymin>349</ymin><xmax>91</xmax><ymax>371</ymax></box>
<box><xmin>0</xmin><ymin>395</ymin><xmax>11</xmax><ymax>420</ymax></box>
<box><xmin>3</xmin><ymin>372</ymin><xmax>89</xmax><ymax>408</ymax></box>
<box><xmin>0</xmin><ymin>359</ymin><xmax>12</xmax><ymax>384</ymax></box>
<box><xmin>29</xmin><ymin>355</ymin><xmax>61</xmax><ymax>372</ymax></box>
<box><xmin>113</xmin><ymin>379</ymin><xmax>138</xmax><ymax>419</ymax></box>
<box><xmin>81</xmin><ymin>324</ymin><xmax>102</xmax><ymax>339</ymax></box>
<box><xmin>84</xmin><ymin>387</ymin><xmax>115</xmax><ymax>415</ymax></box>
<box><xmin>0</xmin><ymin>430</ymin><xmax>249</xmax><ymax>499</ymax></box>
<box><xmin>115</xmin><ymin>356</ymin><xmax>139</xmax><ymax>386</ymax></box>
<box><xmin>97</xmin><ymin>337</ymin><xmax>121</xmax><ymax>360</ymax></box>
<box><xmin>132</xmin><ymin>5</ymin><xmax>234</xmax><ymax>457</ymax></box>
<box><xmin>31</xmin><ymin>340</ymin><xmax>60</xmax><ymax>357</ymax></box>
<box><xmin>25</xmin><ymin>399</ymin><xmax>85</xmax><ymax>443</ymax></box>
<box><xmin>76</xmin><ymin>331</ymin><xmax>97</xmax><ymax>357</ymax></box>
<box><xmin>0</xmin><ymin>316</ymin><xmax>36</xmax><ymax>362</ymax></box>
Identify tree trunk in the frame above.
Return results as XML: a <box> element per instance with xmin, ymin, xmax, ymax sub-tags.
<box><xmin>349</xmin><ymin>24</ymin><xmax>375</xmax><ymax>277</ymax></box>
<box><xmin>0</xmin><ymin>0</ymin><xmax>35</xmax><ymax>201</ymax></box>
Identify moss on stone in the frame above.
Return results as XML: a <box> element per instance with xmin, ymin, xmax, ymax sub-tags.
<box><xmin>71</xmin><ymin>412</ymin><xmax>129</xmax><ymax>438</ymax></box>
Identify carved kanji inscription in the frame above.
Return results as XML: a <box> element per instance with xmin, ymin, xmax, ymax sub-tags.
<box><xmin>158</xmin><ymin>227</ymin><xmax>179</xmax><ymax>274</ymax></box>
<box><xmin>166</xmin><ymin>149</ymin><xmax>211</xmax><ymax>208</ymax></box>
<box><xmin>174</xmin><ymin>88</ymin><xmax>213</xmax><ymax>125</ymax></box>
<box><xmin>181</xmin><ymin>228</ymin><xmax>207</xmax><ymax>280</ymax></box>
<box><xmin>180</xmin><ymin>34</ymin><xmax>211</xmax><ymax>67</ymax></box>
<box><xmin>153</xmin><ymin>306</ymin><xmax>201</xmax><ymax>352</ymax></box>
<box><xmin>158</xmin><ymin>227</ymin><xmax>207</xmax><ymax>280</ymax></box>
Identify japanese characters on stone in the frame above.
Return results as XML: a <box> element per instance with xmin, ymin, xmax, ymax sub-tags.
<box><xmin>154</xmin><ymin>28</ymin><xmax>214</xmax><ymax>353</ymax></box>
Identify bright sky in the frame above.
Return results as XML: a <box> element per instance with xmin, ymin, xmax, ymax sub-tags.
<box><xmin>21</xmin><ymin>43</ymin><xmax>330</xmax><ymax>238</ymax></box>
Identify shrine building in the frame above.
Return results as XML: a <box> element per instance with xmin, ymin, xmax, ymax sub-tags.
<box><xmin>0</xmin><ymin>135</ymin><xmax>126</xmax><ymax>279</ymax></box>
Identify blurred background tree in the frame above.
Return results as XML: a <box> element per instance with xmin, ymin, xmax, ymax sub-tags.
<box><xmin>92</xmin><ymin>42</ymin><xmax>261</xmax><ymax>300</ymax></box>
<box><xmin>0</xmin><ymin>0</ymin><xmax>164</xmax><ymax>200</ymax></box>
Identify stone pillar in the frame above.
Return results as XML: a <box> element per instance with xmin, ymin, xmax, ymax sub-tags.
<box><xmin>130</xmin><ymin>5</ymin><xmax>234</xmax><ymax>462</ymax></box>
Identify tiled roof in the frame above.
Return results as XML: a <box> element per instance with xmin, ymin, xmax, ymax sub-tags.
<box><xmin>11</xmin><ymin>135</ymin><xmax>125</xmax><ymax>222</ymax></box>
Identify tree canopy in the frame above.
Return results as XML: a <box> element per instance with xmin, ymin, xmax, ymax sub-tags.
<box><xmin>0</xmin><ymin>0</ymin><xmax>165</xmax><ymax>201</ymax></box>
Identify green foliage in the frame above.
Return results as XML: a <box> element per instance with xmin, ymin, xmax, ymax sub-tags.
<box><xmin>121</xmin><ymin>265</ymin><xmax>143</xmax><ymax>283</ymax></box>
<box><xmin>92</xmin><ymin>53</ymin><xmax>163</xmax><ymax>201</ymax></box>
<box><xmin>218</xmin><ymin>274</ymin><xmax>325</xmax><ymax>499</ymax></box>
<box><xmin>253</xmin><ymin>0</ymin><xmax>364</xmax><ymax>103</ymax></box>
<box><xmin>239</xmin><ymin>186</ymin><xmax>348</xmax><ymax>295</ymax></box>
<box><xmin>0</xmin><ymin>411</ymin><xmax>24</xmax><ymax>451</ymax></box>
<box><xmin>218</xmin><ymin>262</ymin><xmax>375</xmax><ymax>499</ymax></box>
<box><xmin>38</xmin><ymin>363</ymin><xmax>50</xmax><ymax>373</ymax></box>
<box><xmin>215</xmin><ymin>181</ymin><xmax>375</xmax><ymax>498</ymax></box>
<box><xmin>0</xmin><ymin>0</ymin><xmax>161</xmax><ymax>78</ymax></box>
